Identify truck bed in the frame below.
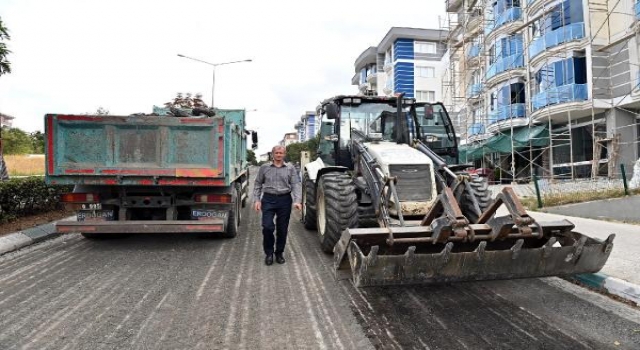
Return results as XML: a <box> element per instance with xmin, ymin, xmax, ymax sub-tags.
<box><xmin>45</xmin><ymin>113</ymin><xmax>246</xmax><ymax>186</ymax></box>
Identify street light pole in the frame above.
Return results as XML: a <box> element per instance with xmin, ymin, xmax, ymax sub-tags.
<box><xmin>177</xmin><ymin>54</ymin><xmax>252</xmax><ymax>108</ymax></box>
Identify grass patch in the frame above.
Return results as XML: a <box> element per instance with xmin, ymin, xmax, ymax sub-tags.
<box><xmin>4</xmin><ymin>154</ymin><xmax>45</xmax><ymax>176</ymax></box>
<box><xmin>520</xmin><ymin>188</ymin><xmax>640</xmax><ymax>211</ymax></box>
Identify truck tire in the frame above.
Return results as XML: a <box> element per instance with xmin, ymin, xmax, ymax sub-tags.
<box><xmin>460</xmin><ymin>177</ymin><xmax>492</xmax><ymax>224</ymax></box>
<box><xmin>222</xmin><ymin>187</ymin><xmax>240</xmax><ymax>238</ymax></box>
<box><xmin>316</xmin><ymin>173</ymin><xmax>358</xmax><ymax>253</ymax></box>
<box><xmin>302</xmin><ymin>174</ymin><xmax>317</xmax><ymax>230</ymax></box>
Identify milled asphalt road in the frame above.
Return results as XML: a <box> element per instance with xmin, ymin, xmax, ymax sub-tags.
<box><xmin>1</xmin><ymin>178</ymin><xmax>639</xmax><ymax>349</ymax></box>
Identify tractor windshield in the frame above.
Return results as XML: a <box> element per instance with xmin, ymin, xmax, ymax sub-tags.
<box><xmin>340</xmin><ymin>102</ymin><xmax>411</xmax><ymax>146</ymax></box>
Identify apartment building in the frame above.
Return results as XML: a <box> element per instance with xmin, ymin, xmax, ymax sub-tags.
<box><xmin>280</xmin><ymin>132</ymin><xmax>298</xmax><ymax>147</ymax></box>
<box><xmin>445</xmin><ymin>0</ymin><xmax>640</xmax><ymax>181</ymax></box>
<box><xmin>294</xmin><ymin>111</ymin><xmax>318</xmax><ymax>143</ymax></box>
<box><xmin>352</xmin><ymin>27</ymin><xmax>449</xmax><ymax>103</ymax></box>
<box><xmin>0</xmin><ymin>112</ymin><xmax>14</xmax><ymax>128</ymax></box>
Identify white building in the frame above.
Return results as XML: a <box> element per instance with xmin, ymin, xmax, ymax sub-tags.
<box><xmin>352</xmin><ymin>27</ymin><xmax>449</xmax><ymax>103</ymax></box>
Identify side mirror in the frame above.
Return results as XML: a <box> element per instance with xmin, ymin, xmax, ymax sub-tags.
<box><xmin>325</xmin><ymin>103</ymin><xmax>339</xmax><ymax>120</ymax></box>
<box><xmin>251</xmin><ymin>131</ymin><xmax>258</xmax><ymax>150</ymax></box>
<box><xmin>324</xmin><ymin>134</ymin><xmax>339</xmax><ymax>142</ymax></box>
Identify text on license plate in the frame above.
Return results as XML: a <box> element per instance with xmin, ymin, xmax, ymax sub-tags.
<box><xmin>191</xmin><ymin>210</ymin><xmax>227</xmax><ymax>220</ymax></box>
<box><xmin>77</xmin><ymin>210</ymin><xmax>114</xmax><ymax>222</ymax></box>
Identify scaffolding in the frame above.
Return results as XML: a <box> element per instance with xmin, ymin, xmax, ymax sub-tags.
<box><xmin>444</xmin><ymin>0</ymin><xmax>640</xmax><ymax>184</ymax></box>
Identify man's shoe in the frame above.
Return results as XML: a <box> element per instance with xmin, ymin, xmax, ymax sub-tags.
<box><xmin>265</xmin><ymin>254</ymin><xmax>274</xmax><ymax>266</ymax></box>
<box><xmin>275</xmin><ymin>253</ymin><xmax>285</xmax><ymax>264</ymax></box>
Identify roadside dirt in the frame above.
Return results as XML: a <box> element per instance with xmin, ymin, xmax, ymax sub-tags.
<box><xmin>0</xmin><ymin>209</ymin><xmax>74</xmax><ymax>237</ymax></box>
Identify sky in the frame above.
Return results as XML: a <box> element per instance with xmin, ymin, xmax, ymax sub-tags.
<box><xmin>0</xmin><ymin>0</ymin><xmax>446</xmax><ymax>156</ymax></box>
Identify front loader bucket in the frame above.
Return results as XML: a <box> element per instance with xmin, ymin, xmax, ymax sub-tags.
<box><xmin>334</xmin><ymin>188</ymin><xmax>614</xmax><ymax>287</ymax></box>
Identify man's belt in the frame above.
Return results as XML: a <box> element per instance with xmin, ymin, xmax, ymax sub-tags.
<box><xmin>263</xmin><ymin>192</ymin><xmax>291</xmax><ymax>197</ymax></box>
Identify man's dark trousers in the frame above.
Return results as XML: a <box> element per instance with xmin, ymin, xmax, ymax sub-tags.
<box><xmin>261</xmin><ymin>193</ymin><xmax>292</xmax><ymax>255</ymax></box>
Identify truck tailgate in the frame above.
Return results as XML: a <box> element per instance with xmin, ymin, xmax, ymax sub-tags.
<box><xmin>45</xmin><ymin>114</ymin><xmax>228</xmax><ymax>186</ymax></box>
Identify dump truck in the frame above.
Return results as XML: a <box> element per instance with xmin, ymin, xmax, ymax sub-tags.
<box><xmin>45</xmin><ymin>107</ymin><xmax>257</xmax><ymax>239</ymax></box>
<box><xmin>302</xmin><ymin>95</ymin><xmax>614</xmax><ymax>287</ymax></box>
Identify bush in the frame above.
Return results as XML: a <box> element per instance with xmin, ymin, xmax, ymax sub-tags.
<box><xmin>0</xmin><ymin>177</ymin><xmax>72</xmax><ymax>223</ymax></box>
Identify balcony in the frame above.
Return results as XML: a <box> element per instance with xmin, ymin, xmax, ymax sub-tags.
<box><xmin>467</xmin><ymin>83</ymin><xmax>483</xmax><ymax>98</ymax></box>
<box><xmin>446</xmin><ymin>0</ymin><xmax>463</xmax><ymax>12</ymax></box>
<box><xmin>532</xmin><ymin>84</ymin><xmax>588</xmax><ymax>110</ymax></box>
<box><xmin>467</xmin><ymin>44</ymin><xmax>481</xmax><ymax>59</ymax></box>
<box><xmin>485</xmin><ymin>7</ymin><xmax>522</xmax><ymax>35</ymax></box>
<box><xmin>488</xmin><ymin>103</ymin><xmax>526</xmax><ymax>124</ymax></box>
<box><xmin>366</xmin><ymin>72</ymin><xmax>377</xmax><ymax>83</ymax></box>
<box><xmin>636</xmin><ymin>1</ymin><xmax>640</xmax><ymax>20</ymax></box>
<box><xmin>486</xmin><ymin>54</ymin><xmax>524</xmax><ymax>80</ymax></box>
<box><xmin>468</xmin><ymin>123</ymin><xmax>486</xmax><ymax>136</ymax></box>
<box><xmin>529</xmin><ymin>23</ymin><xmax>585</xmax><ymax>59</ymax></box>
<box><xmin>383</xmin><ymin>61</ymin><xmax>393</xmax><ymax>72</ymax></box>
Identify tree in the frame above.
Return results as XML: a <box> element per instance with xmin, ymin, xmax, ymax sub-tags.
<box><xmin>30</xmin><ymin>131</ymin><xmax>45</xmax><ymax>154</ymax></box>
<box><xmin>246</xmin><ymin>149</ymin><xmax>257</xmax><ymax>165</ymax></box>
<box><xmin>2</xmin><ymin>128</ymin><xmax>32</xmax><ymax>154</ymax></box>
<box><xmin>0</xmin><ymin>16</ymin><xmax>11</xmax><ymax>77</ymax></box>
<box><xmin>285</xmin><ymin>135</ymin><xmax>320</xmax><ymax>164</ymax></box>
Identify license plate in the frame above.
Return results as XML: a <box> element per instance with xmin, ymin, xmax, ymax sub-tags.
<box><xmin>80</xmin><ymin>203</ymin><xmax>102</xmax><ymax>210</ymax></box>
<box><xmin>191</xmin><ymin>209</ymin><xmax>227</xmax><ymax>220</ymax></box>
<box><xmin>77</xmin><ymin>210</ymin><xmax>114</xmax><ymax>222</ymax></box>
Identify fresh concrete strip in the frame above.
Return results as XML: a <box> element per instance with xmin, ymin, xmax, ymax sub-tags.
<box><xmin>573</xmin><ymin>273</ymin><xmax>640</xmax><ymax>306</ymax></box>
<box><xmin>0</xmin><ymin>216</ymin><xmax>72</xmax><ymax>256</ymax></box>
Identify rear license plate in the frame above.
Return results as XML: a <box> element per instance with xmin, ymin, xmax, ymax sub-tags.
<box><xmin>191</xmin><ymin>209</ymin><xmax>227</xmax><ymax>220</ymax></box>
<box><xmin>77</xmin><ymin>210</ymin><xmax>114</xmax><ymax>222</ymax></box>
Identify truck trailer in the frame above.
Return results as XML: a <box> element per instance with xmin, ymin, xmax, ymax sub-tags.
<box><xmin>45</xmin><ymin>108</ymin><xmax>256</xmax><ymax>239</ymax></box>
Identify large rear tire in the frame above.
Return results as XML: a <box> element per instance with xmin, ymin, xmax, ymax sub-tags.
<box><xmin>460</xmin><ymin>177</ymin><xmax>492</xmax><ymax>223</ymax></box>
<box><xmin>316</xmin><ymin>173</ymin><xmax>358</xmax><ymax>253</ymax></box>
<box><xmin>302</xmin><ymin>174</ymin><xmax>317</xmax><ymax>230</ymax></box>
<box><xmin>222</xmin><ymin>186</ymin><xmax>240</xmax><ymax>238</ymax></box>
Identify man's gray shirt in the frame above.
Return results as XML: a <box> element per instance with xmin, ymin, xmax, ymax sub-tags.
<box><xmin>253</xmin><ymin>162</ymin><xmax>302</xmax><ymax>203</ymax></box>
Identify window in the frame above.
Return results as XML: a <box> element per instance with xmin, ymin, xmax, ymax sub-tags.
<box><xmin>416</xmin><ymin>90</ymin><xmax>436</xmax><ymax>102</ymax></box>
<box><xmin>415</xmin><ymin>42</ymin><xmax>437</xmax><ymax>54</ymax></box>
<box><xmin>417</xmin><ymin>66</ymin><xmax>435</xmax><ymax>78</ymax></box>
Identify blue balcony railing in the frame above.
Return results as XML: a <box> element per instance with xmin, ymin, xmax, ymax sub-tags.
<box><xmin>526</xmin><ymin>0</ymin><xmax>542</xmax><ymax>8</ymax></box>
<box><xmin>468</xmin><ymin>123</ymin><xmax>485</xmax><ymax>136</ymax></box>
<box><xmin>467</xmin><ymin>83</ymin><xmax>483</xmax><ymax>98</ymax></box>
<box><xmin>532</xmin><ymin>84</ymin><xmax>588</xmax><ymax>110</ymax></box>
<box><xmin>486</xmin><ymin>7</ymin><xmax>522</xmax><ymax>35</ymax></box>
<box><xmin>636</xmin><ymin>71</ymin><xmax>640</xmax><ymax>90</ymax></box>
<box><xmin>486</xmin><ymin>54</ymin><xmax>524</xmax><ymax>79</ymax></box>
<box><xmin>529</xmin><ymin>22</ymin><xmax>585</xmax><ymax>59</ymax></box>
<box><xmin>488</xmin><ymin>103</ymin><xmax>526</xmax><ymax>124</ymax></box>
<box><xmin>636</xmin><ymin>1</ymin><xmax>640</xmax><ymax>20</ymax></box>
<box><xmin>467</xmin><ymin>44</ymin><xmax>481</xmax><ymax>59</ymax></box>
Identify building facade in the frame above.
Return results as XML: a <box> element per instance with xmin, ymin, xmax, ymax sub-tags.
<box><xmin>445</xmin><ymin>0</ymin><xmax>640</xmax><ymax>181</ymax></box>
<box><xmin>294</xmin><ymin>111</ymin><xmax>317</xmax><ymax>142</ymax></box>
<box><xmin>280</xmin><ymin>132</ymin><xmax>298</xmax><ymax>147</ymax></box>
<box><xmin>352</xmin><ymin>27</ymin><xmax>449</xmax><ymax>103</ymax></box>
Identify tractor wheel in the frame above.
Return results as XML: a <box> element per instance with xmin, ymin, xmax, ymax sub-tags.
<box><xmin>316</xmin><ymin>173</ymin><xmax>358</xmax><ymax>253</ymax></box>
<box><xmin>222</xmin><ymin>186</ymin><xmax>240</xmax><ymax>238</ymax></box>
<box><xmin>460</xmin><ymin>177</ymin><xmax>492</xmax><ymax>224</ymax></box>
<box><xmin>302</xmin><ymin>174</ymin><xmax>317</xmax><ymax>230</ymax></box>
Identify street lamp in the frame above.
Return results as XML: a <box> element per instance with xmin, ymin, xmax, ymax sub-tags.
<box><xmin>177</xmin><ymin>54</ymin><xmax>252</xmax><ymax>108</ymax></box>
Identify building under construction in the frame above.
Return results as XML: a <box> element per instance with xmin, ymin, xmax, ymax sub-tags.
<box><xmin>443</xmin><ymin>0</ymin><xmax>640</xmax><ymax>183</ymax></box>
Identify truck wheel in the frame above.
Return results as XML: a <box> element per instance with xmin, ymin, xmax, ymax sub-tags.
<box><xmin>460</xmin><ymin>177</ymin><xmax>492</xmax><ymax>224</ymax></box>
<box><xmin>302</xmin><ymin>174</ymin><xmax>317</xmax><ymax>230</ymax></box>
<box><xmin>222</xmin><ymin>187</ymin><xmax>240</xmax><ymax>238</ymax></box>
<box><xmin>316</xmin><ymin>173</ymin><xmax>358</xmax><ymax>253</ymax></box>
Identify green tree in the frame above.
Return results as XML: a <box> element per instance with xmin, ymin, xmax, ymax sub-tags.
<box><xmin>30</xmin><ymin>131</ymin><xmax>45</xmax><ymax>154</ymax></box>
<box><xmin>0</xmin><ymin>16</ymin><xmax>11</xmax><ymax>76</ymax></box>
<box><xmin>285</xmin><ymin>135</ymin><xmax>320</xmax><ymax>164</ymax></box>
<box><xmin>2</xmin><ymin>128</ymin><xmax>33</xmax><ymax>154</ymax></box>
<box><xmin>246</xmin><ymin>149</ymin><xmax>257</xmax><ymax>165</ymax></box>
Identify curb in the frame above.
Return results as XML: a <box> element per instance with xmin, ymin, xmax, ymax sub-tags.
<box><xmin>572</xmin><ymin>273</ymin><xmax>640</xmax><ymax>306</ymax></box>
<box><xmin>0</xmin><ymin>220</ymin><xmax>63</xmax><ymax>256</ymax></box>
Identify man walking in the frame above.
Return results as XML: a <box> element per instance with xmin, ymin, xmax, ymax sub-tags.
<box><xmin>253</xmin><ymin>146</ymin><xmax>302</xmax><ymax>265</ymax></box>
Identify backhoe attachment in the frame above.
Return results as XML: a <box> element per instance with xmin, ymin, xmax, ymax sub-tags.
<box><xmin>334</xmin><ymin>187</ymin><xmax>614</xmax><ymax>287</ymax></box>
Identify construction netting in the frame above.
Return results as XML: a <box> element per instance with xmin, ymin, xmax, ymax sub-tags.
<box><xmin>459</xmin><ymin>125</ymin><xmax>549</xmax><ymax>162</ymax></box>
